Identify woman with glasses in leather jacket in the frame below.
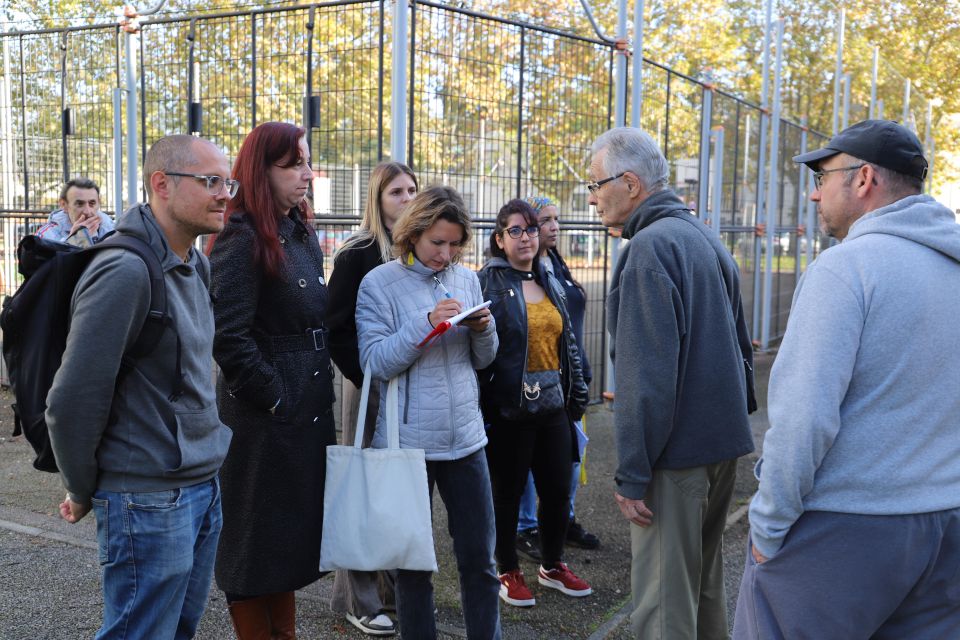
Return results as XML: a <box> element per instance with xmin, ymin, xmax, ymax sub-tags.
<box><xmin>477</xmin><ymin>198</ymin><xmax>591</xmax><ymax>609</ymax></box>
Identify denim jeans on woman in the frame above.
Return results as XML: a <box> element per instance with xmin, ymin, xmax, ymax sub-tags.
<box><xmin>395</xmin><ymin>450</ymin><xmax>502</xmax><ymax>640</ymax></box>
<box><xmin>90</xmin><ymin>478</ymin><xmax>223</xmax><ymax>640</ymax></box>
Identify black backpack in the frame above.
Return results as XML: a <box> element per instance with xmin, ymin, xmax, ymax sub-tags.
<box><xmin>1</xmin><ymin>233</ymin><xmax>175</xmax><ymax>472</ymax></box>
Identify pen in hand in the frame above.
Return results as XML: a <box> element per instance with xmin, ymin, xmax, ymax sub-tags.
<box><xmin>433</xmin><ymin>275</ymin><xmax>452</xmax><ymax>299</ymax></box>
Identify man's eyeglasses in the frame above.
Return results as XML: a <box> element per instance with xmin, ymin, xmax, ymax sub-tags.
<box><xmin>503</xmin><ymin>225</ymin><xmax>540</xmax><ymax>239</ymax></box>
<box><xmin>586</xmin><ymin>172</ymin><xmax>625</xmax><ymax>194</ymax></box>
<box><xmin>812</xmin><ymin>164</ymin><xmax>865</xmax><ymax>190</ymax></box>
<box><xmin>165</xmin><ymin>172</ymin><xmax>240</xmax><ymax>198</ymax></box>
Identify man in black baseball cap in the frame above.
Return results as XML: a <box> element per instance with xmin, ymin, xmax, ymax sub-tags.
<box><xmin>791</xmin><ymin>119</ymin><xmax>928</xmax><ymax>240</ymax></box>
<box><xmin>735</xmin><ymin>117</ymin><xmax>960</xmax><ymax>640</ymax></box>
<box><xmin>794</xmin><ymin>119</ymin><xmax>928</xmax><ymax>181</ymax></box>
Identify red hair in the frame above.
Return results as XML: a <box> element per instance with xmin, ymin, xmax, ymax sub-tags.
<box><xmin>206</xmin><ymin>122</ymin><xmax>314</xmax><ymax>279</ymax></box>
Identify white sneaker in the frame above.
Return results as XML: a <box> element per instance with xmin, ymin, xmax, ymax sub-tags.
<box><xmin>345</xmin><ymin>612</ymin><xmax>396</xmax><ymax>636</ymax></box>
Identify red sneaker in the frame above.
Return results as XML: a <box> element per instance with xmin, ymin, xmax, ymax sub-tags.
<box><xmin>498</xmin><ymin>569</ymin><xmax>536</xmax><ymax>607</ymax></box>
<box><xmin>538</xmin><ymin>563</ymin><xmax>592</xmax><ymax>597</ymax></box>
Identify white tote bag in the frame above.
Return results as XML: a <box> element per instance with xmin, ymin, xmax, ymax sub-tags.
<box><xmin>319</xmin><ymin>368</ymin><xmax>437</xmax><ymax>572</ymax></box>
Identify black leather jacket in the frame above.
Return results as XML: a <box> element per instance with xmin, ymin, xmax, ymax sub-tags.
<box><xmin>477</xmin><ymin>257</ymin><xmax>589</xmax><ymax>421</ymax></box>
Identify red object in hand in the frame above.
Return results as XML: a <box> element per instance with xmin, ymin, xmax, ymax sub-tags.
<box><xmin>418</xmin><ymin>321</ymin><xmax>452</xmax><ymax>348</ymax></box>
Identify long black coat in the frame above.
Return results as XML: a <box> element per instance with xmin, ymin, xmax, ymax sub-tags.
<box><xmin>210</xmin><ymin>209</ymin><xmax>337</xmax><ymax>596</ymax></box>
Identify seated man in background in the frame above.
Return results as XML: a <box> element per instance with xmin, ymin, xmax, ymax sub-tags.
<box><xmin>36</xmin><ymin>177</ymin><xmax>114</xmax><ymax>247</ymax></box>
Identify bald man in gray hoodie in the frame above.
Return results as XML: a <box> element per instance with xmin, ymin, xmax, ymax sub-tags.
<box><xmin>47</xmin><ymin>135</ymin><xmax>234</xmax><ymax>639</ymax></box>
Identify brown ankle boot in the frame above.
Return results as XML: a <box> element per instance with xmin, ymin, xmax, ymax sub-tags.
<box><xmin>265</xmin><ymin>591</ymin><xmax>296</xmax><ymax>639</ymax></box>
<box><xmin>227</xmin><ymin>596</ymin><xmax>273</xmax><ymax>640</ymax></box>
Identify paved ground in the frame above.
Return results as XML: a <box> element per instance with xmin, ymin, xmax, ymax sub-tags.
<box><xmin>0</xmin><ymin>352</ymin><xmax>773</xmax><ymax>639</ymax></box>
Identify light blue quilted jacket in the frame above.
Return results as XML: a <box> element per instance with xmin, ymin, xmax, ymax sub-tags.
<box><xmin>356</xmin><ymin>256</ymin><xmax>498</xmax><ymax>460</ymax></box>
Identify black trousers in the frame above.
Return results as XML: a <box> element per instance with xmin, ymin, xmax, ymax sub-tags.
<box><xmin>485</xmin><ymin>408</ymin><xmax>572</xmax><ymax>572</ymax></box>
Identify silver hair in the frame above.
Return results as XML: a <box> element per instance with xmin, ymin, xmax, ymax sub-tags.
<box><xmin>591</xmin><ymin>127</ymin><xmax>670</xmax><ymax>193</ymax></box>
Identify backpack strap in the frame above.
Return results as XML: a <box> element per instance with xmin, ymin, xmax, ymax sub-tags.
<box><xmin>85</xmin><ymin>234</ymin><xmax>183</xmax><ymax>401</ymax></box>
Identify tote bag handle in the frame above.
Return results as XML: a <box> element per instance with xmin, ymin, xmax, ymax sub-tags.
<box><xmin>355</xmin><ymin>365</ymin><xmax>400</xmax><ymax>450</ymax></box>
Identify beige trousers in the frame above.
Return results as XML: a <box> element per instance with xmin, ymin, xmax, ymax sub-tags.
<box><xmin>629</xmin><ymin>459</ymin><xmax>738</xmax><ymax>640</ymax></box>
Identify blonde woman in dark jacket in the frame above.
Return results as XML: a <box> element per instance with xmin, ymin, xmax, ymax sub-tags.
<box><xmin>327</xmin><ymin>161</ymin><xmax>417</xmax><ymax>636</ymax></box>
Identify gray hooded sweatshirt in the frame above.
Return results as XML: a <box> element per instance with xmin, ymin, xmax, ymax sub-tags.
<box><xmin>46</xmin><ymin>204</ymin><xmax>232</xmax><ymax>505</ymax></box>
<box><xmin>750</xmin><ymin>194</ymin><xmax>960</xmax><ymax>559</ymax></box>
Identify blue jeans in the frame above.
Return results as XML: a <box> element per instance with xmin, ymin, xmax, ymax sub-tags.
<box><xmin>396</xmin><ymin>450</ymin><xmax>501</xmax><ymax>640</ymax></box>
<box><xmin>91</xmin><ymin>478</ymin><xmax>223</xmax><ymax>640</ymax></box>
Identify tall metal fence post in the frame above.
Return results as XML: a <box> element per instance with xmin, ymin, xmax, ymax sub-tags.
<box><xmin>604</xmin><ymin>0</ymin><xmax>630</xmax><ymax>399</ymax></box>
<box><xmin>377</xmin><ymin>0</ymin><xmax>385</xmax><ymax>160</ymax></box>
<box><xmin>760</xmin><ymin>19</ymin><xmax>784</xmax><ymax>351</ymax></box>
<box><xmin>902</xmin><ymin>78</ymin><xmax>911</xmax><ymax>127</ymax></box>
<box><xmin>124</xmin><ymin>27</ymin><xmax>138</xmax><ymax>207</ymax></box>
<box><xmin>841</xmin><ymin>73</ymin><xmax>850</xmax><ymax>131</ymax></box>
<box><xmin>832</xmin><ymin>8</ymin><xmax>844</xmax><ymax>135</ymax></box>
<box><xmin>113</xmin><ymin>88</ymin><xmax>123</xmax><ymax>215</ymax></box>
<box><xmin>390</xmin><ymin>0</ymin><xmax>409</xmax><ymax>162</ymax></box>
<box><xmin>18</xmin><ymin>35</ymin><xmax>28</xmax><ymax>210</ymax></box>
<box><xmin>630</xmin><ymin>0</ymin><xmax>644</xmax><ymax>127</ymax></box>
<box><xmin>186</xmin><ymin>20</ymin><xmax>202</xmax><ymax>135</ymax></box>
<box><xmin>752</xmin><ymin>0</ymin><xmax>774</xmax><ymax>342</ymax></box>
<box><xmin>710</xmin><ymin>126</ymin><xmax>724</xmax><ymax>238</ymax></box>
<box><xmin>406</xmin><ymin>0</ymin><xmax>416</xmax><ymax>166</ymax></box>
<box><xmin>925</xmin><ymin>102</ymin><xmax>933</xmax><ymax>193</ymax></box>
<box><xmin>0</xmin><ymin>38</ymin><xmax>14</xmax><ymax>208</ymax></box>
<box><xmin>60</xmin><ymin>33</ymin><xmax>70</xmax><ymax>183</ymax></box>
<box><xmin>614</xmin><ymin>0</ymin><xmax>628</xmax><ymax>127</ymax></box>
<box><xmin>251</xmin><ymin>14</ymin><xmax>258</xmax><ymax>128</ymax></box>
<box><xmin>515</xmin><ymin>27</ymin><xmax>525</xmax><ymax>199</ymax></box>
<box><xmin>304</xmin><ymin>8</ymin><xmax>314</xmax><ymax>134</ymax></box>
<box><xmin>796</xmin><ymin>122</ymin><xmax>808</xmax><ymax>281</ymax></box>
<box><xmin>697</xmin><ymin>79</ymin><xmax>713</xmax><ymax>219</ymax></box>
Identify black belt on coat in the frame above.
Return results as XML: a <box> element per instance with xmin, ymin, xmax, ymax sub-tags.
<box><xmin>263</xmin><ymin>327</ymin><xmax>327</xmax><ymax>353</ymax></box>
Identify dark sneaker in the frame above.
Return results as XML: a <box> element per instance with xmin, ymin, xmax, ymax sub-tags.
<box><xmin>538</xmin><ymin>563</ymin><xmax>592</xmax><ymax>597</ymax></box>
<box><xmin>516</xmin><ymin>528</ymin><xmax>542</xmax><ymax>563</ymax></box>
<box><xmin>499</xmin><ymin>569</ymin><xmax>536</xmax><ymax>607</ymax></box>
<box><xmin>345</xmin><ymin>612</ymin><xmax>396</xmax><ymax>636</ymax></box>
<box><xmin>566</xmin><ymin>518</ymin><xmax>601</xmax><ymax>549</ymax></box>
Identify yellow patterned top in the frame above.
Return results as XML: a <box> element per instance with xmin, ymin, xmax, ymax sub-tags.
<box><xmin>526</xmin><ymin>297</ymin><xmax>562</xmax><ymax>372</ymax></box>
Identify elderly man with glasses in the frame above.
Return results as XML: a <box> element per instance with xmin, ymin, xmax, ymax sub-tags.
<box><xmin>734</xmin><ymin>119</ymin><xmax>960</xmax><ymax>639</ymax></box>
<box><xmin>588</xmin><ymin>126</ymin><xmax>756</xmax><ymax>639</ymax></box>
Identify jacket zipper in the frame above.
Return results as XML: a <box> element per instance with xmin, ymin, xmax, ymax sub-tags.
<box><xmin>517</xmin><ymin>284</ymin><xmax>529</xmax><ymax>410</ymax></box>
<box><xmin>404</xmin><ymin>370</ymin><xmax>411</xmax><ymax>423</ymax></box>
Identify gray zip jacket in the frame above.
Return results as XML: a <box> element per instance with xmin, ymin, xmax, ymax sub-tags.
<box><xmin>46</xmin><ymin>204</ymin><xmax>232</xmax><ymax>505</ymax></box>
<box><xmin>356</xmin><ymin>256</ymin><xmax>498</xmax><ymax>460</ymax></box>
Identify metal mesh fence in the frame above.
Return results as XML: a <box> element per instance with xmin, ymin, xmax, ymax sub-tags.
<box><xmin>0</xmin><ymin>0</ymin><xmax>838</xmax><ymax>392</ymax></box>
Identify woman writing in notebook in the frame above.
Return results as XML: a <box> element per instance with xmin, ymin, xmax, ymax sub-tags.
<box><xmin>355</xmin><ymin>186</ymin><xmax>501</xmax><ymax>640</ymax></box>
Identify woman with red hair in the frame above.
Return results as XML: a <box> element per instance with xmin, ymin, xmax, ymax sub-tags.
<box><xmin>209</xmin><ymin>122</ymin><xmax>337</xmax><ymax>638</ymax></box>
